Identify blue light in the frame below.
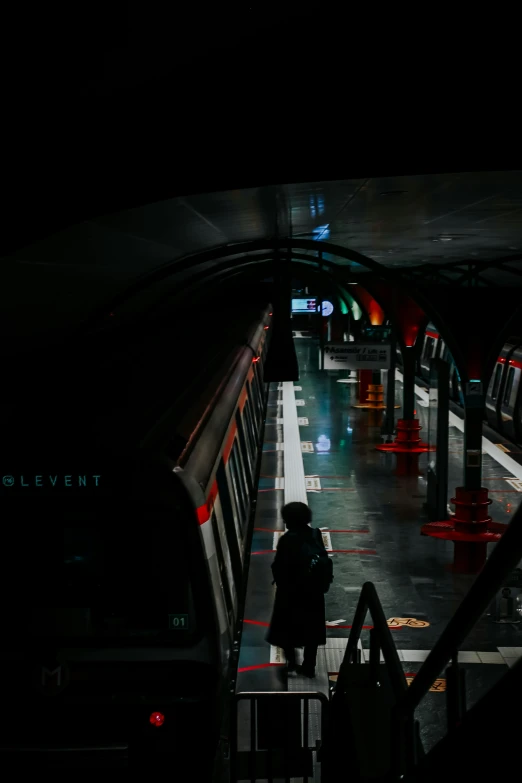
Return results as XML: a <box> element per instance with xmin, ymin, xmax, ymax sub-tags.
<box><xmin>313</xmin><ymin>224</ymin><xmax>330</xmax><ymax>240</ymax></box>
<box><xmin>317</xmin><ymin>195</ymin><xmax>325</xmax><ymax>215</ymax></box>
<box><xmin>316</xmin><ymin>434</ymin><xmax>331</xmax><ymax>452</ymax></box>
<box><xmin>346</xmin><ymin>427</ymin><xmax>353</xmax><ymax>434</ymax></box>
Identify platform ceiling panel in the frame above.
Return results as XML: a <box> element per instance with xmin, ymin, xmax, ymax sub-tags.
<box><xmin>3</xmin><ymin>171</ymin><xmax>522</xmax><ymax>340</ymax></box>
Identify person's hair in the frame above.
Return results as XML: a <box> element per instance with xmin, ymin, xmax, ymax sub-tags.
<box><xmin>282</xmin><ymin>502</ymin><xmax>312</xmax><ymax>530</ymax></box>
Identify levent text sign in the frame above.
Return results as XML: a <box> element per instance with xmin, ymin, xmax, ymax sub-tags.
<box><xmin>324</xmin><ymin>343</ymin><xmax>390</xmax><ymax>370</ymax></box>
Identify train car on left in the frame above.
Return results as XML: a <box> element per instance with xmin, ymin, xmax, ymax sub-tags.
<box><xmin>0</xmin><ymin>306</ymin><xmax>272</xmax><ymax>772</ymax></box>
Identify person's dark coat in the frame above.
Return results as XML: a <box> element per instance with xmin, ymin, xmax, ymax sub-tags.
<box><xmin>266</xmin><ymin>525</ymin><xmax>328</xmax><ymax>649</ymax></box>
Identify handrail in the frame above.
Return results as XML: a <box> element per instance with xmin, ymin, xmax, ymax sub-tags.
<box><xmin>230</xmin><ymin>691</ymin><xmax>329</xmax><ymax>783</ymax></box>
<box><xmin>340</xmin><ymin>581</ymin><xmax>408</xmax><ymax>700</ymax></box>
<box><xmin>404</xmin><ymin>498</ymin><xmax>522</xmax><ymax>711</ymax></box>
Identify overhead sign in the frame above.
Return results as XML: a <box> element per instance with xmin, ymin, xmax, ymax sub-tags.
<box><xmin>292</xmin><ymin>298</ymin><xmax>317</xmax><ymax>312</ymax></box>
<box><xmin>323</xmin><ymin>343</ymin><xmax>391</xmax><ymax>370</ymax></box>
<box><xmin>364</xmin><ymin>326</ymin><xmax>391</xmax><ymax>340</ymax></box>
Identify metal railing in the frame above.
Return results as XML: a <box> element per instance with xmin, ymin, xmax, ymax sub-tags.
<box><xmin>335</xmin><ymin>498</ymin><xmax>522</xmax><ymax>777</ymax></box>
<box><xmin>230</xmin><ymin>691</ymin><xmax>328</xmax><ymax>782</ymax></box>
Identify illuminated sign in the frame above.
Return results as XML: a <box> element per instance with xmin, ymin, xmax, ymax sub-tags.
<box><xmin>320</xmin><ymin>301</ymin><xmax>334</xmax><ymax>317</ymax></box>
<box><xmin>323</xmin><ymin>344</ymin><xmax>391</xmax><ymax>370</ymax></box>
<box><xmin>292</xmin><ymin>298</ymin><xmax>317</xmax><ymax>312</ymax></box>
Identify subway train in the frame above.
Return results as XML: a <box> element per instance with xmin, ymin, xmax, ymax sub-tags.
<box><xmin>411</xmin><ymin>323</ymin><xmax>522</xmax><ymax>445</ymax></box>
<box><xmin>0</xmin><ymin>306</ymin><xmax>272</xmax><ymax>771</ymax></box>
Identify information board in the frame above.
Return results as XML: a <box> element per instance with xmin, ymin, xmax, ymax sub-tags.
<box><xmin>323</xmin><ymin>343</ymin><xmax>390</xmax><ymax>370</ymax></box>
<box><xmin>292</xmin><ymin>298</ymin><xmax>317</xmax><ymax>312</ymax></box>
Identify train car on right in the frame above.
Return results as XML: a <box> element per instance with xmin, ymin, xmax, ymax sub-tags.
<box><xmin>486</xmin><ymin>341</ymin><xmax>522</xmax><ymax>444</ymax></box>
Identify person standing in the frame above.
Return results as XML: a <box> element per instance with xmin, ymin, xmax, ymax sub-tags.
<box><xmin>266</xmin><ymin>502</ymin><xmax>333</xmax><ymax>678</ymax></box>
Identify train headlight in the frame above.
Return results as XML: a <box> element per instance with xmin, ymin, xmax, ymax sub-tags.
<box><xmin>149</xmin><ymin>711</ymin><xmax>165</xmax><ymax>727</ymax></box>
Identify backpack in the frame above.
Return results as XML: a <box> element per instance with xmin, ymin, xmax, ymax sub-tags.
<box><xmin>293</xmin><ymin>528</ymin><xmax>333</xmax><ymax>593</ymax></box>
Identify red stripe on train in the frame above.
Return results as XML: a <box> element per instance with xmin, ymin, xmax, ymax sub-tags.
<box><xmin>426</xmin><ymin>330</ymin><xmax>439</xmax><ymax>339</ymax></box>
<box><xmin>196</xmin><ymin>505</ymin><xmax>210</xmax><ymax>525</ymax></box>
<box><xmin>222</xmin><ymin>421</ymin><xmax>238</xmax><ymax>463</ymax></box>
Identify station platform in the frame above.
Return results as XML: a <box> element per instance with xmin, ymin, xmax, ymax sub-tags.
<box><xmin>235</xmin><ymin>336</ymin><xmax>522</xmax><ymax>766</ymax></box>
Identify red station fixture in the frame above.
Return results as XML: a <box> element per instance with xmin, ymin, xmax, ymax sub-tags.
<box><xmin>149</xmin><ymin>712</ymin><xmax>165</xmax><ymax>727</ymax></box>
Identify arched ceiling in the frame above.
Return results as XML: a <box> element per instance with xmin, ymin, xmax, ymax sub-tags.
<box><xmin>3</xmin><ymin>172</ymin><xmax>522</xmax><ymax>343</ymax></box>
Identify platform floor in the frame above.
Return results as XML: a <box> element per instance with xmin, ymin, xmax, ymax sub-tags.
<box><xmin>236</xmin><ymin>337</ymin><xmax>522</xmax><ymax>766</ymax></box>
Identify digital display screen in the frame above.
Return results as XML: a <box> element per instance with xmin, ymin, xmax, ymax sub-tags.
<box><xmin>292</xmin><ymin>298</ymin><xmax>317</xmax><ymax>312</ymax></box>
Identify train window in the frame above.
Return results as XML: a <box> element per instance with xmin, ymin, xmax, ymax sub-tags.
<box><xmin>244</xmin><ymin>395</ymin><xmax>258</xmax><ymax>446</ymax></box>
<box><xmin>214</xmin><ymin>477</ymin><xmax>242</xmax><ymax>586</ymax></box>
<box><xmin>232</xmin><ymin>441</ymin><xmax>250</xmax><ymax>521</ymax></box>
<box><xmin>425</xmin><ymin>337</ymin><xmax>435</xmax><ymax>358</ymax></box>
<box><xmin>436</xmin><ymin>340</ymin><xmax>445</xmax><ymax>359</ymax></box>
<box><xmin>228</xmin><ymin>445</ymin><xmax>246</xmax><ymax>522</ymax></box>
<box><xmin>210</xmin><ymin>510</ymin><xmax>234</xmax><ymax>627</ymax></box>
<box><xmin>250</xmin><ymin>377</ymin><xmax>262</xmax><ymax>419</ymax></box>
<box><xmin>242</xmin><ymin>404</ymin><xmax>256</xmax><ymax>464</ymax></box>
<box><xmin>254</xmin><ymin>361</ymin><xmax>265</xmax><ymax>402</ymax></box>
<box><xmin>491</xmin><ymin>364</ymin><xmax>502</xmax><ymax>400</ymax></box>
<box><xmin>235</xmin><ymin>410</ymin><xmax>253</xmax><ymax>486</ymax></box>
<box><xmin>504</xmin><ymin>367</ymin><xmax>515</xmax><ymax>406</ymax></box>
<box><xmin>217</xmin><ymin>458</ymin><xmax>243</xmax><ymax>548</ymax></box>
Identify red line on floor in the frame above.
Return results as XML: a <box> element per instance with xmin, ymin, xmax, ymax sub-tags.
<box><xmin>254</xmin><ymin>527</ymin><xmax>285</xmax><ymax>532</ymax></box>
<box><xmin>238</xmin><ymin>663</ymin><xmax>284</xmax><ymax>672</ymax></box>
<box><xmin>251</xmin><ymin>549</ymin><xmax>377</xmax><ymax>554</ymax></box>
<box><xmin>257</xmin><ymin>489</ymin><xmax>284</xmax><ymax>493</ymax></box>
<box><xmin>330</xmin><ymin>549</ymin><xmax>377</xmax><ymax>554</ymax></box>
<box><xmin>488</xmin><ymin>490</ymin><xmax>521</xmax><ymax>493</ymax></box>
<box><xmin>243</xmin><ymin>619</ymin><xmax>269</xmax><ymax>626</ymax></box>
<box><xmin>328</xmin><ymin>530</ymin><xmax>370</xmax><ymax>533</ymax></box>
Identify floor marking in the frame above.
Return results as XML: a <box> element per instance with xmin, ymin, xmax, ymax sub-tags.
<box><xmin>301</xmin><ymin>441</ymin><xmax>314</xmax><ymax>452</ymax></box>
<box><xmin>495</xmin><ymin>443</ymin><xmax>511</xmax><ymax>452</ymax></box>
<box><xmin>296</xmin><ymin>399</ymin><xmax>306</xmax><ymax>406</ymax></box>
<box><xmin>506</xmin><ymin>479</ymin><xmax>522</xmax><ymax>492</ymax></box>
<box><xmin>270</xmin><ymin>646</ymin><xmax>286</xmax><ymax>664</ymax></box>
<box><xmin>238</xmin><ymin>663</ymin><xmax>283</xmax><ymax>672</ymax></box>
<box><xmin>405</xmin><ymin>674</ymin><xmax>446</xmax><ymax>691</ymax></box>
<box><xmin>243</xmin><ymin>619</ymin><xmax>269</xmax><ymax>626</ymax></box>
<box><xmin>326</xmin><ymin>642</ymin><xmax>508</xmax><ymax>665</ymax></box>
<box><xmin>388</xmin><ymin>618</ymin><xmax>430</xmax><ymax>628</ymax></box>
<box><xmin>298</xmin><ymin>417</ymin><xmax>309</xmax><ymax>425</ymax></box>
<box><xmin>322</xmin><ymin>529</ymin><xmax>370</xmax><ymax>534</ymax></box>
<box><xmin>282</xmin><ymin>382</ymin><xmax>308</xmax><ymax>505</ymax></box>
<box><xmin>275</xmin><ymin>477</ymin><xmax>285</xmax><ymax>489</ymax></box>
<box><xmin>321</xmin><ymin>531</ymin><xmax>332</xmax><ymax>550</ymax></box>
<box><xmin>306</xmin><ymin>477</ymin><xmax>322</xmax><ymax>491</ymax></box>
<box><xmin>395</xmin><ymin>369</ymin><xmax>522</xmax><ymax>481</ymax></box>
<box><xmin>272</xmin><ymin>530</ymin><xmax>284</xmax><ymax>550</ymax></box>
<box><xmin>325</xmin><ymin>619</ymin><xmax>347</xmax><ymax>626</ymax></box>
<box><xmin>276</xmin><ymin>418</ymin><xmax>284</xmax><ymax>424</ymax></box>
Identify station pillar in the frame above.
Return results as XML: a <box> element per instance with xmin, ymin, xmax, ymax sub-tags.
<box><xmin>417</xmin><ymin>286</ymin><xmax>522</xmax><ymax>573</ymax></box>
<box><xmin>366</xmin><ymin>282</ymin><xmax>430</xmax><ymax>475</ymax></box>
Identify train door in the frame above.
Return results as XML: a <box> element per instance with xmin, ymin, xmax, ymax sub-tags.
<box><xmin>500</xmin><ymin>348</ymin><xmax>522</xmax><ymax>443</ymax></box>
<box><xmin>486</xmin><ymin>360</ymin><xmax>504</xmax><ymax>431</ymax></box>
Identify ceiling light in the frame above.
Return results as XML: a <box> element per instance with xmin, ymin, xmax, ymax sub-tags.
<box><xmin>439</xmin><ymin>237</ymin><xmax>452</xmax><ymax>241</ymax></box>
